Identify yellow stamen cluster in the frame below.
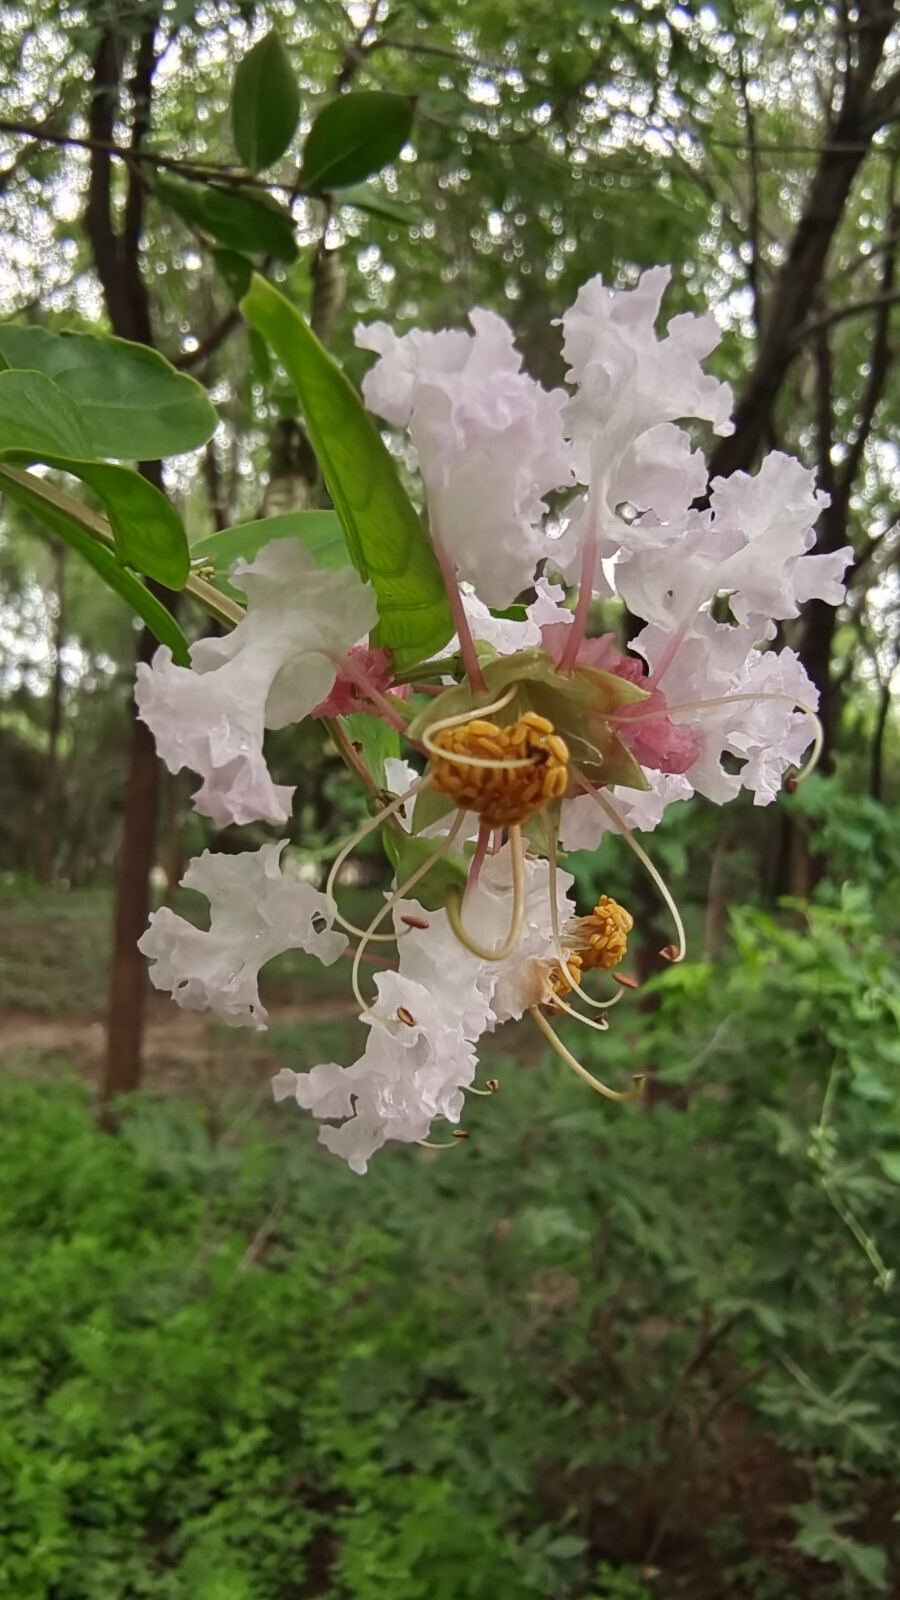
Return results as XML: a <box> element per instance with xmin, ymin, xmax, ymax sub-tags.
<box><xmin>572</xmin><ymin>895</ymin><xmax>634</xmax><ymax>971</ymax></box>
<box><xmin>429</xmin><ymin>711</ymin><xmax>569</xmax><ymax>828</ymax></box>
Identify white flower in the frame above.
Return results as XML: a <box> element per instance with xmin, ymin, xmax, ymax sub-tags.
<box><xmin>558</xmin><ymin>267</ymin><xmax>733</xmax><ymax>576</ymax></box>
<box><xmin>136</xmin><ymin>540</ymin><xmax>377</xmax><ymax>826</ymax></box>
<box><xmin>432</xmin><ymin>578</ymin><xmax>573</xmax><ymax>663</ymax></box>
<box><xmin>395</xmin><ymin>843</ymin><xmax>575</xmax><ymax>1032</ymax></box>
<box><xmin>356</xmin><ymin>309</ymin><xmax>574</xmax><ymax>607</ymax></box>
<box><xmin>277</xmin><ymin>972</ymin><xmax>478</xmax><ymax>1173</ymax></box>
<box><xmin>613</xmin><ymin>454</ymin><xmax>849</xmax><ymax>648</ymax></box>
<box><xmin>138</xmin><ymin>843</ymin><xmax>347</xmax><ymax>1030</ymax></box>
<box><xmin>634</xmin><ymin>615</ymin><xmax>819</xmax><ymax>805</ymax></box>
<box><xmin>709</xmin><ymin>453</ymin><xmax>849</xmax><ymax>624</ymax></box>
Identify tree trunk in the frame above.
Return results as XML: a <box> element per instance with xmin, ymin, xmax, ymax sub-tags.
<box><xmin>870</xmin><ymin>674</ymin><xmax>895</xmax><ymax>801</ymax></box>
<box><xmin>703</xmin><ymin>825</ymin><xmax>732</xmax><ymax>962</ymax></box>
<box><xmin>85</xmin><ymin>11</ymin><xmax>173</xmax><ymax>1118</ymax></box>
<box><xmin>36</xmin><ymin>539</ymin><xmax>66</xmax><ymax>884</ymax></box>
<box><xmin>99</xmin><ymin>619</ymin><xmax>162</xmax><ymax>1121</ymax></box>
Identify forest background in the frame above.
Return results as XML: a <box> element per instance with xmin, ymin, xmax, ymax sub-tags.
<box><xmin>1</xmin><ymin>2</ymin><xmax>900</xmax><ymax>1598</ymax></box>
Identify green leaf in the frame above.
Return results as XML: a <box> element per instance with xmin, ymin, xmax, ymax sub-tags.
<box><xmin>335</xmin><ymin>183</ymin><xmax>417</xmax><ymax>225</ymax></box>
<box><xmin>192</xmin><ymin>510</ymin><xmax>348</xmax><ymax>576</ymax></box>
<box><xmin>383</xmin><ymin>828</ymin><xmax>468</xmax><ymax>910</ymax></box>
<box><xmin>70</xmin><ymin>462</ymin><xmax>190</xmax><ymax>587</ymax></box>
<box><xmin>0</xmin><ymin>465</ymin><xmax>191</xmax><ymax>663</ymax></box>
<box><xmin>877</xmin><ymin>1150</ymin><xmax>900</xmax><ymax>1184</ymax></box>
<box><xmin>232</xmin><ymin>29</ymin><xmax>301</xmax><ymax>172</ymax></box>
<box><xmin>301</xmin><ymin>91</ymin><xmax>415</xmax><ymax>192</ymax></box>
<box><xmin>0</xmin><ymin>324</ymin><xmax>217</xmax><ymax>459</ymax></box>
<box><xmin>211</xmin><ymin>248</ymin><xmax>254</xmax><ymax>302</ymax></box>
<box><xmin>155</xmin><ymin>172</ymin><xmax>297</xmax><ymax>262</ymax></box>
<box><xmin>0</xmin><ymin>374</ymin><xmax>190</xmax><ymax>588</ymax></box>
<box><xmin>0</xmin><ymin>369</ymin><xmax>93</xmax><ymax>458</ymax></box>
<box><xmin>241</xmin><ymin>274</ymin><xmax>453</xmax><ymax>669</ymax></box>
<box><xmin>341</xmin><ymin>713</ymin><xmax>401</xmax><ymax>787</ymax></box>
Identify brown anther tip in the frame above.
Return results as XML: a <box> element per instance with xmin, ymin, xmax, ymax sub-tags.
<box><xmin>783</xmin><ymin>770</ymin><xmax>799</xmax><ymax>794</ymax></box>
<box><xmin>659</xmin><ymin>945</ymin><xmax>679</xmax><ymax>963</ymax></box>
<box><xmin>452</xmin><ymin>1129</ymin><xmax>471</xmax><ymax>1139</ymax></box>
<box><xmin>485</xmin><ymin>1078</ymin><xmax>500</xmax><ymax>1093</ymax></box>
<box><xmin>612</xmin><ymin>972</ymin><xmax>639</xmax><ymax>989</ymax></box>
<box><xmin>396</xmin><ymin>1006</ymin><xmax>417</xmax><ymax>1027</ymax></box>
<box><xmin>400</xmin><ymin>914</ymin><xmax>430</xmax><ymax>929</ymax></box>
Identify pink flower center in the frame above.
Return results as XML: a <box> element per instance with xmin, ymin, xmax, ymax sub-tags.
<box><xmin>542</xmin><ymin>625</ymin><xmax>701</xmax><ymax>775</ymax></box>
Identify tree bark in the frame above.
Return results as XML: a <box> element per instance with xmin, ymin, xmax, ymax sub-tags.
<box><xmin>84</xmin><ymin>9</ymin><xmax>174</xmax><ymax>1116</ymax></box>
<box><xmin>870</xmin><ymin>671</ymin><xmax>896</xmax><ymax>801</ymax></box>
<box><xmin>708</xmin><ymin>3</ymin><xmax>898</xmax><ymax>481</ymax></box>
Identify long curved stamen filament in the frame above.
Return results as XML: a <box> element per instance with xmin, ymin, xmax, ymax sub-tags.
<box><xmin>421</xmin><ymin>687</ymin><xmax>535</xmax><ymax>771</ymax></box>
<box><xmin>548</xmin><ymin>994</ymin><xmax>610</xmax><ymax>1031</ymax></box>
<box><xmin>612</xmin><ymin>693</ymin><xmax>824</xmax><ymax>783</ymax></box>
<box><xmin>529</xmin><ymin>1006</ymin><xmax>644</xmax><ymax>1102</ymax></box>
<box><xmin>445</xmin><ymin>822</ymin><xmax>526</xmax><ymax>962</ymax></box>
<box><xmin>352</xmin><ymin>814</ymin><xmax>466</xmax><ymax>1012</ymax></box>
<box><xmin>574</xmin><ymin>771</ymin><xmax>686</xmax><ymax>963</ymax></box>
<box><xmin>547</xmin><ymin>836</ymin><xmax>620</xmax><ymax>1014</ymax></box>
<box><xmin>326</xmin><ymin>775</ymin><xmax>433</xmax><ymax>940</ymax></box>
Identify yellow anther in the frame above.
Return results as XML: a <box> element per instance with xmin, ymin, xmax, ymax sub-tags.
<box><xmin>429</xmin><ymin>712</ymin><xmax>569</xmax><ymax>828</ymax></box>
<box><xmin>570</xmin><ymin>895</ymin><xmax>634</xmax><ymax>971</ymax></box>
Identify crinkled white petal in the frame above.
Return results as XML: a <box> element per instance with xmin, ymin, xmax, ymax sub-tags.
<box><xmin>709</xmin><ymin>454</ymin><xmax>846</xmax><ymax>624</ymax></box>
<box><xmin>357</xmin><ymin>308</ymin><xmax>574</xmax><ymax>606</ymax></box>
<box><xmin>138</xmin><ymin>842</ymin><xmax>347</xmax><ymax>1031</ymax></box>
<box><xmin>558</xmin><ymin>268</ymin><xmax>733</xmax><ymax>580</ymax></box>
<box><xmin>394</xmin><ymin>843</ymin><xmax>575</xmax><ymax>1032</ymax></box>
<box><xmin>283</xmin><ymin>972</ymin><xmax>478</xmax><ymax>1173</ymax></box>
<box><xmin>136</xmin><ymin>540</ymin><xmax>377</xmax><ymax>825</ymax></box>
<box><xmin>632</xmin><ymin>615</ymin><xmax>820</xmax><ymax>805</ymax></box>
<box><xmin>560</xmin><ymin>772</ymin><xmax>694</xmax><ymax>851</ymax></box>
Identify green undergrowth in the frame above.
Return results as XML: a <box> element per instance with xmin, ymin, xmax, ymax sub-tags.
<box><xmin>1</xmin><ymin>877</ymin><xmax>899</xmax><ymax>1600</ymax></box>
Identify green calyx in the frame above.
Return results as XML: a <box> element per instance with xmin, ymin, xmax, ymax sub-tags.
<box><xmin>406</xmin><ymin>648</ymin><xmax>651</xmax><ymax>841</ymax></box>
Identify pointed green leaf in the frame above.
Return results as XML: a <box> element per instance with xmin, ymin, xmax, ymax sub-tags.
<box><xmin>232</xmin><ymin>30</ymin><xmax>301</xmax><ymax>172</ymax></box>
<box><xmin>336</xmin><ymin>183</ymin><xmax>417</xmax><ymax>225</ymax></box>
<box><xmin>155</xmin><ymin>172</ymin><xmax>297</xmax><ymax>262</ymax></box>
<box><xmin>301</xmin><ymin>91</ymin><xmax>415</xmax><ymax>192</ymax></box>
<box><xmin>192</xmin><ymin>509</ymin><xmax>348</xmax><ymax>576</ymax></box>
<box><xmin>241</xmin><ymin>274</ymin><xmax>453</xmax><ymax>669</ymax></box>
<box><xmin>0</xmin><ymin>373</ymin><xmax>189</xmax><ymax>587</ymax></box>
<box><xmin>0</xmin><ymin>325</ymin><xmax>217</xmax><ymax>459</ymax></box>
<box><xmin>0</xmin><ymin>465</ymin><xmax>191</xmax><ymax>663</ymax></box>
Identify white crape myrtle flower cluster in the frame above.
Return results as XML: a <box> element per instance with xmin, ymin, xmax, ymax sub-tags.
<box><xmin>137</xmin><ymin>266</ymin><xmax>851</xmax><ymax>1172</ymax></box>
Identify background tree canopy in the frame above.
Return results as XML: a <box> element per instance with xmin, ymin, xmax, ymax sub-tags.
<box><xmin>0</xmin><ymin>3</ymin><xmax>899</xmax><ymax>1598</ymax></box>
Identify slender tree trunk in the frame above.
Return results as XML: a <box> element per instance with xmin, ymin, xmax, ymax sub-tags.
<box><xmin>703</xmin><ymin>825</ymin><xmax>732</xmax><ymax>962</ymax></box>
<box><xmin>36</xmin><ymin>539</ymin><xmax>66</xmax><ymax>884</ymax></box>
<box><xmin>100</xmin><ymin>619</ymin><xmax>162</xmax><ymax>1121</ymax></box>
<box><xmin>84</xmin><ymin>10</ymin><xmax>175</xmax><ymax>1117</ymax></box>
<box><xmin>870</xmin><ymin>674</ymin><xmax>895</xmax><ymax>801</ymax></box>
